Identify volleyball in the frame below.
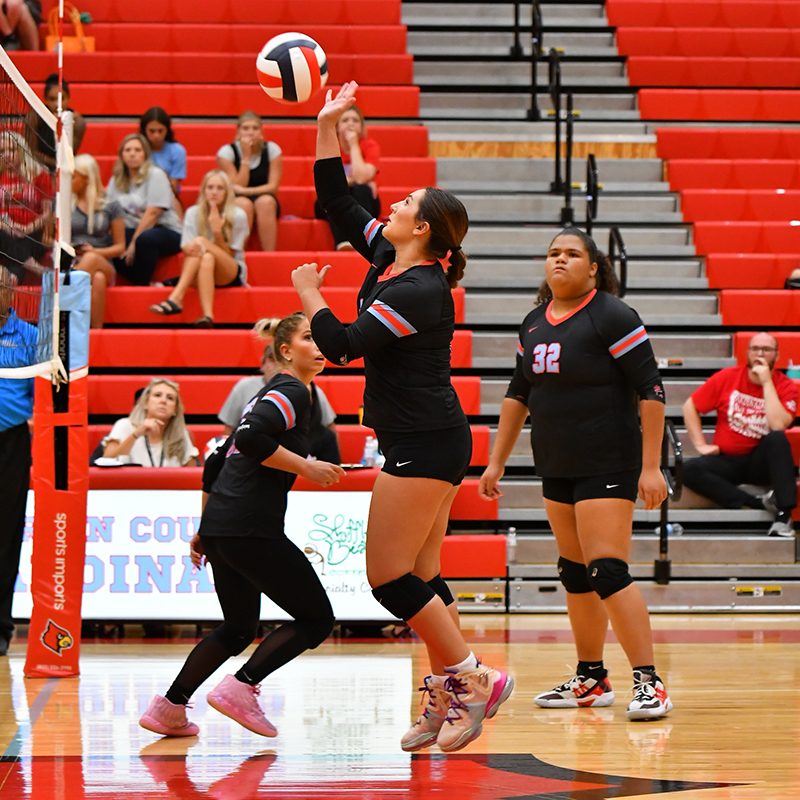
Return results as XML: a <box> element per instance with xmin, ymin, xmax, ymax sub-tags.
<box><xmin>256</xmin><ymin>32</ymin><xmax>328</xmax><ymax>104</ymax></box>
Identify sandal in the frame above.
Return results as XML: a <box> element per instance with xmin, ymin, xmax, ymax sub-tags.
<box><xmin>193</xmin><ymin>316</ymin><xmax>214</xmax><ymax>328</ymax></box>
<box><xmin>149</xmin><ymin>299</ymin><xmax>183</xmax><ymax>316</ymax></box>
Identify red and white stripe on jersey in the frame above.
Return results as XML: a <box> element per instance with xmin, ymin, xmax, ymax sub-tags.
<box><xmin>516</xmin><ymin>341</ymin><xmax>524</xmax><ymax>358</ymax></box>
<box><xmin>609</xmin><ymin>325</ymin><xmax>648</xmax><ymax>359</ymax></box>
<box><xmin>362</xmin><ymin>218</ymin><xmax>383</xmax><ymax>246</ymax></box>
<box><xmin>366</xmin><ymin>299</ymin><xmax>417</xmax><ymax>337</ymax></box>
<box><xmin>262</xmin><ymin>390</ymin><xmax>297</xmax><ymax>429</ymax></box>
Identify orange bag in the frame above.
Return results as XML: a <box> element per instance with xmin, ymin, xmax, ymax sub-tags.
<box><xmin>44</xmin><ymin>3</ymin><xmax>95</xmax><ymax>53</ymax></box>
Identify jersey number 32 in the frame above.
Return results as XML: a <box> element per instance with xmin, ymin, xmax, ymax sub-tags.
<box><xmin>531</xmin><ymin>342</ymin><xmax>561</xmax><ymax>374</ymax></box>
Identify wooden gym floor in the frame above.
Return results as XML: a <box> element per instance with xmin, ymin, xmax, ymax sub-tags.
<box><xmin>0</xmin><ymin>613</ymin><xmax>798</xmax><ymax>799</ymax></box>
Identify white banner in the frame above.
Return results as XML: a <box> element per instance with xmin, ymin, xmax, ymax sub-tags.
<box><xmin>14</xmin><ymin>490</ymin><xmax>395</xmax><ymax>622</ymax></box>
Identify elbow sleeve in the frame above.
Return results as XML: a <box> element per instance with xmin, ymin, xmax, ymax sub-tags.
<box><xmin>234</xmin><ymin>422</ymin><xmax>279</xmax><ymax>463</ymax></box>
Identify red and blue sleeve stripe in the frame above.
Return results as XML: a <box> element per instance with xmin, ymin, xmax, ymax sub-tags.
<box><xmin>609</xmin><ymin>325</ymin><xmax>648</xmax><ymax>359</ymax></box>
<box><xmin>516</xmin><ymin>341</ymin><xmax>524</xmax><ymax>358</ymax></box>
<box><xmin>366</xmin><ymin>299</ymin><xmax>417</xmax><ymax>337</ymax></box>
<box><xmin>363</xmin><ymin>218</ymin><xmax>383</xmax><ymax>246</ymax></box>
<box><xmin>262</xmin><ymin>390</ymin><xmax>297</xmax><ymax>429</ymax></box>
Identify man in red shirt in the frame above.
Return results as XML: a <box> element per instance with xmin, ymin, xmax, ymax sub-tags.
<box><xmin>682</xmin><ymin>332</ymin><xmax>798</xmax><ymax>536</ymax></box>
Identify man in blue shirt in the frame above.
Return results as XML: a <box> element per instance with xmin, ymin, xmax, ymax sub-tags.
<box><xmin>0</xmin><ymin>270</ymin><xmax>38</xmax><ymax>655</ymax></box>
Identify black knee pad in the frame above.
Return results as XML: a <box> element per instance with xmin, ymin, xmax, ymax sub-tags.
<box><xmin>372</xmin><ymin>572</ymin><xmax>435</xmax><ymax>621</ymax></box>
<box><xmin>586</xmin><ymin>558</ymin><xmax>634</xmax><ymax>600</ymax></box>
<box><xmin>301</xmin><ymin>616</ymin><xmax>335</xmax><ymax>650</ymax></box>
<box><xmin>208</xmin><ymin>622</ymin><xmax>259</xmax><ymax>656</ymax></box>
<box><xmin>557</xmin><ymin>556</ymin><xmax>592</xmax><ymax>594</ymax></box>
<box><xmin>427</xmin><ymin>574</ymin><xmax>455</xmax><ymax>606</ymax></box>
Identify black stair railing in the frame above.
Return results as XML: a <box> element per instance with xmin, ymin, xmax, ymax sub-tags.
<box><xmin>585</xmin><ymin>153</ymin><xmax>599</xmax><ymax>237</ymax></box>
<box><xmin>655</xmin><ymin>421</ymin><xmax>684</xmax><ymax>585</ymax></box>
<box><xmin>608</xmin><ymin>226</ymin><xmax>628</xmax><ymax>299</ymax></box>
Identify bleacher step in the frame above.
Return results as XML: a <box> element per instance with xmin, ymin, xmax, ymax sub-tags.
<box><xmin>414</xmin><ymin>62</ymin><xmax>628</xmax><ymax>87</ymax></box>
<box><xmin>407</xmin><ymin>31</ymin><xmax>617</xmax><ymax>57</ymax></box>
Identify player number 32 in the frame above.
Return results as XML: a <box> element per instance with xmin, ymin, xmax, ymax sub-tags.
<box><xmin>531</xmin><ymin>342</ymin><xmax>561</xmax><ymax>374</ymax></box>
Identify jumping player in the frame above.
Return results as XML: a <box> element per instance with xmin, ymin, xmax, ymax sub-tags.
<box><xmin>291</xmin><ymin>82</ymin><xmax>513</xmax><ymax>753</ymax></box>
<box><xmin>479</xmin><ymin>228</ymin><xmax>673</xmax><ymax>721</ymax></box>
<box><xmin>139</xmin><ymin>313</ymin><xmax>344</xmax><ymax>738</ymax></box>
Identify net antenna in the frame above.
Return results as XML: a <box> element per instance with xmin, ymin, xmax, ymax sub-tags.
<box><xmin>0</xmin><ymin>40</ymin><xmax>72</xmax><ymax>384</ymax></box>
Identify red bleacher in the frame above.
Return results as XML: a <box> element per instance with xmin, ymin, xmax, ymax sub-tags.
<box><xmin>706</xmin><ymin>254</ymin><xmax>799</xmax><ymax>289</ymax></box>
<box><xmin>732</xmin><ymin>332</ymin><xmax>800</xmax><ymax>368</ymax></box>
<box><xmin>639</xmin><ymin>89</ymin><xmax>800</xmax><ymax>121</ymax></box>
<box><xmin>719</xmin><ymin>290</ymin><xmax>800</xmax><ymax>325</ymax></box>
<box><xmin>667</xmin><ymin>160</ymin><xmax>800</xmax><ymax>190</ymax></box>
<box><xmin>628</xmin><ymin>57</ymin><xmax>800</xmax><ymax>87</ymax></box>
<box><xmin>87</xmin><ymin>374</ymin><xmax>482</xmax><ymax>416</ymax></box>
<box><xmin>69</xmin><ymin>0</ymin><xmax>401</xmax><ymax>24</ymax></box>
<box><xmin>78</xmin><ymin>123</ymin><xmax>429</xmax><ymax>159</ymax></box>
<box><xmin>617</xmin><ymin>27</ymin><xmax>800</xmax><ymax>57</ymax></box>
<box><xmin>12</xmin><ymin>52</ymin><xmax>414</xmax><ymax>86</ymax></box>
<box><xmin>607</xmin><ymin>0</ymin><xmax>800</xmax><ymax>28</ymax></box>
<box><xmin>88</xmin><ymin>329</ymin><xmax>474</xmax><ymax>369</ymax></box>
<box><xmin>681</xmin><ymin>190</ymin><xmax>800</xmax><ymax>222</ymax></box>
<box><xmin>30</xmin><ymin>82</ymin><xmax>419</xmax><ymax>118</ymax></box>
<box><xmin>656</xmin><ymin>127</ymin><xmax>800</xmax><ymax>159</ymax></box>
<box><xmin>694</xmin><ymin>222</ymin><xmax>800</xmax><ymax>255</ymax></box>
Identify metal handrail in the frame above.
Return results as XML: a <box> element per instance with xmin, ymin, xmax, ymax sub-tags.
<box><xmin>560</xmin><ymin>93</ymin><xmax>575</xmax><ymax>224</ymax></box>
<box><xmin>527</xmin><ymin>2</ymin><xmax>543</xmax><ymax>120</ymax></box>
<box><xmin>654</xmin><ymin>420</ymin><xmax>684</xmax><ymax>585</ymax></box>
<box><xmin>585</xmin><ymin>154</ymin><xmax>599</xmax><ymax>237</ymax></box>
<box><xmin>548</xmin><ymin>48</ymin><xmax>562</xmax><ymax>192</ymax></box>
<box><xmin>608</xmin><ymin>226</ymin><xmax>628</xmax><ymax>299</ymax></box>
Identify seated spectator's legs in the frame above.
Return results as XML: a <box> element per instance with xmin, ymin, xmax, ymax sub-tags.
<box><xmin>74</xmin><ymin>252</ymin><xmax>116</xmax><ymax>329</ymax></box>
<box><xmin>124</xmin><ymin>227</ymin><xmax>181</xmax><ymax>286</ymax></box>
<box><xmin>309</xmin><ymin>426</ymin><xmax>340</xmax><ymax>465</ymax></box>
<box><xmin>683</xmin><ymin>453</ymin><xmax>757</xmax><ymax>509</ymax></box>
<box><xmin>739</xmin><ymin>431</ymin><xmax>797</xmax><ymax>513</ymax></box>
<box><xmin>253</xmin><ymin>194</ymin><xmax>278</xmax><ymax>252</ymax></box>
<box><xmin>316</xmin><ymin>185</ymin><xmax>380</xmax><ymax>250</ymax></box>
<box><xmin>13</xmin><ymin>1</ymin><xmax>37</xmax><ymax>49</ymax></box>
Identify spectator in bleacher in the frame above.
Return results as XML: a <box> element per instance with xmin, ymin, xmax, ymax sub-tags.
<box><xmin>218</xmin><ymin>333</ymin><xmax>340</xmax><ymax>464</ymax></box>
<box><xmin>0</xmin><ymin>130</ymin><xmax>54</xmax><ymax>283</ymax></box>
<box><xmin>102</xmin><ymin>378</ymin><xmax>198</xmax><ymax>467</ymax></box>
<box><xmin>140</xmin><ymin>107</ymin><xmax>186</xmax><ymax>219</ymax></box>
<box><xmin>785</xmin><ymin>267</ymin><xmax>800</xmax><ymax>289</ymax></box>
<box><xmin>148</xmin><ymin>169</ymin><xmax>249</xmax><ymax>327</ymax></box>
<box><xmin>314</xmin><ymin>105</ymin><xmax>380</xmax><ymax>251</ymax></box>
<box><xmin>480</xmin><ymin>227</ymin><xmax>672</xmax><ymax>722</ymax></box>
<box><xmin>217</xmin><ymin>111</ymin><xmax>281</xmax><ymax>252</ymax></box>
<box><xmin>0</xmin><ymin>266</ymin><xmax>37</xmax><ymax>656</ymax></box>
<box><xmin>105</xmin><ymin>133</ymin><xmax>183</xmax><ymax>286</ymax></box>
<box><xmin>70</xmin><ymin>154</ymin><xmax>126</xmax><ymax>329</ymax></box>
<box><xmin>0</xmin><ymin>0</ymin><xmax>38</xmax><ymax>51</ymax></box>
<box><xmin>682</xmin><ymin>332</ymin><xmax>798</xmax><ymax>537</ymax></box>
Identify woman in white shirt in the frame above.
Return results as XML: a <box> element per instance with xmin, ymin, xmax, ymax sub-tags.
<box><xmin>217</xmin><ymin>111</ymin><xmax>282</xmax><ymax>251</ymax></box>
<box><xmin>105</xmin><ymin>133</ymin><xmax>183</xmax><ymax>285</ymax></box>
<box><xmin>149</xmin><ymin>170</ymin><xmax>249</xmax><ymax>327</ymax></box>
<box><xmin>103</xmin><ymin>378</ymin><xmax>198</xmax><ymax>467</ymax></box>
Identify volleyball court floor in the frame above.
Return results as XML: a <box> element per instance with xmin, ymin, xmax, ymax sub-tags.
<box><xmin>0</xmin><ymin>613</ymin><xmax>797</xmax><ymax>799</ymax></box>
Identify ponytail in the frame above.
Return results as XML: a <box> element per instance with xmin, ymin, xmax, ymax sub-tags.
<box><xmin>417</xmin><ymin>187</ymin><xmax>469</xmax><ymax>288</ymax></box>
<box><xmin>252</xmin><ymin>311</ymin><xmax>307</xmax><ymax>365</ymax></box>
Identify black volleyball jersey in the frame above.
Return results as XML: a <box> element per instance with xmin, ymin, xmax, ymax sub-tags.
<box><xmin>312</xmin><ymin>157</ymin><xmax>466</xmax><ymax>432</ymax></box>
<box><xmin>200</xmin><ymin>373</ymin><xmax>310</xmax><ymax>538</ymax></box>
<box><xmin>506</xmin><ymin>289</ymin><xmax>665</xmax><ymax>478</ymax></box>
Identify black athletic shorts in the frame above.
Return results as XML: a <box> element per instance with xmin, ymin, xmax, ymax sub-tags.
<box><xmin>376</xmin><ymin>424</ymin><xmax>472</xmax><ymax>485</ymax></box>
<box><xmin>542</xmin><ymin>468</ymin><xmax>640</xmax><ymax>504</ymax></box>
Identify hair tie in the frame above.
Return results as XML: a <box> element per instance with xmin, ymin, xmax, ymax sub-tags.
<box><xmin>452</xmin><ymin>245</ymin><xmax>462</xmax><ymax>252</ymax></box>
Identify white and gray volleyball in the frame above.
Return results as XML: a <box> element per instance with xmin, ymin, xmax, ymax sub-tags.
<box><xmin>256</xmin><ymin>32</ymin><xmax>328</xmax><ymax>104</ymax></box>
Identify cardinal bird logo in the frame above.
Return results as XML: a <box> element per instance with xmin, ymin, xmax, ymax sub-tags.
<box><xmin>41</xmin><ymin>620</ymin><xmax>74</xmax><ymax>655</ymax></box>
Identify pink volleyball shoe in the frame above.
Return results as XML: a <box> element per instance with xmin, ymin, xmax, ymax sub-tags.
<box><xmin>139</xmin><ymin>695</ymin><xmax>199</xmax><ymax>737</ymax></box>
<box><xmin>436</xmin><ymin>664</ymin><xmax>514</xmax><ymax>753</ymax></box>
<box><xmin>206</xmin><ymin>675</ymin><xmax>278</xmax><ymax>737</ymax></box>
<box><xmin>400</xmin><ymin>675</ymin><xmax>454</xmax><ymax>752</ymax></box>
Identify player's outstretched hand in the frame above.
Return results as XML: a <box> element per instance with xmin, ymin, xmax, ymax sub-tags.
<box><xmin>639</xmin><ymin>466</ymin><xmax>668</xmax><ymax>510</ymax></box>
<box><xmin>318</xmin><ymin>81</ymin><xmax>358</xmax><ymax>127</ymax></box>
<box><xmin>292</xmin><ymin>262</ymin><xmax>330</xmax><ymax>294</ymax></box>
<box><xmin>305</xmin><ymin>460</ymin><xmax>346</xmax><ymax>488</ymax></box>
<box><xmin>478</xmin><ymin>463</ymin><xmax>505</xmax><ymax>500</ymax></box>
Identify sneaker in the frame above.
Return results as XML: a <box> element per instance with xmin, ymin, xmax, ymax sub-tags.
<box><xmin>626</xmin><ymin>670</ymin><xmax>673</xmax><ymax>721</ymax></box>
<box><xmin>139</xmin><ymin>695</ymin><xmax>199</xmax><ymax>737</ymax></box>
<box><xmin>400</xmin><ymin>676</ymin><xmax>453</xmax><ymax>752</ymax></box>
<box><xmin>768</xmin><ymin>516</ymin><xmax>796</xmax><ymax>537</ymax></box>
<box><xmin>206</xmin><ymin>675</ymin><xmax>277</xmax><ymax>737</ymax></box>
<box><xmin>435</xmin><ymin>664</ymin><xmax>514</xmax><ymax>753</ymax></box>
<box><xmin>534</xmin><ymin>673</ymin><xmax>615</xmax><ymax>709</ymax></box>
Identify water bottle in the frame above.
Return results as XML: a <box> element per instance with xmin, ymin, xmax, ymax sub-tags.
<box><xmin>361</xmin><ymin>436</ymin><xmax>378</xmax><ymax>467</ymax></box>
<box><xmin>506</xmin><ymin>526</ymin><xmax>517</xmax><ymax>564</ymax></box>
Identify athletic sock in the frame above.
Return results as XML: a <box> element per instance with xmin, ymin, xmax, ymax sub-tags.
<box><xmin>776</xmin><ymin>510</ymin><xmax>792</xmax><ymax>524</ymax></box>
<box><xmin>445</xmin><ymin>652</ymin><xmax>479</xmax><ymax>673</ymax></box>
<box><xmin>576</xmin><ymin>660</ymin><xmax>607</xmax><ymax>680</ymax></box>
<box><xmin>632</xmin><ymin>665</ymin><xmax>657</xmax><ymax>681</ymax></box>
<box><xmin>165</xmin><ymin>682</ymin><xmax>192</xmax><ymax>706</ymax></box>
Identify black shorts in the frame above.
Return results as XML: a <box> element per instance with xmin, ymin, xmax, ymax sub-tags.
<box><xmin>376</xmin><ymin>424</ymin><xmax>472</xmax><ymax>486</ymax></box>
<box><xmin>542</xmin><ymin>469</ymin><xmax>640</xmax><ymax>504</ymax></box>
